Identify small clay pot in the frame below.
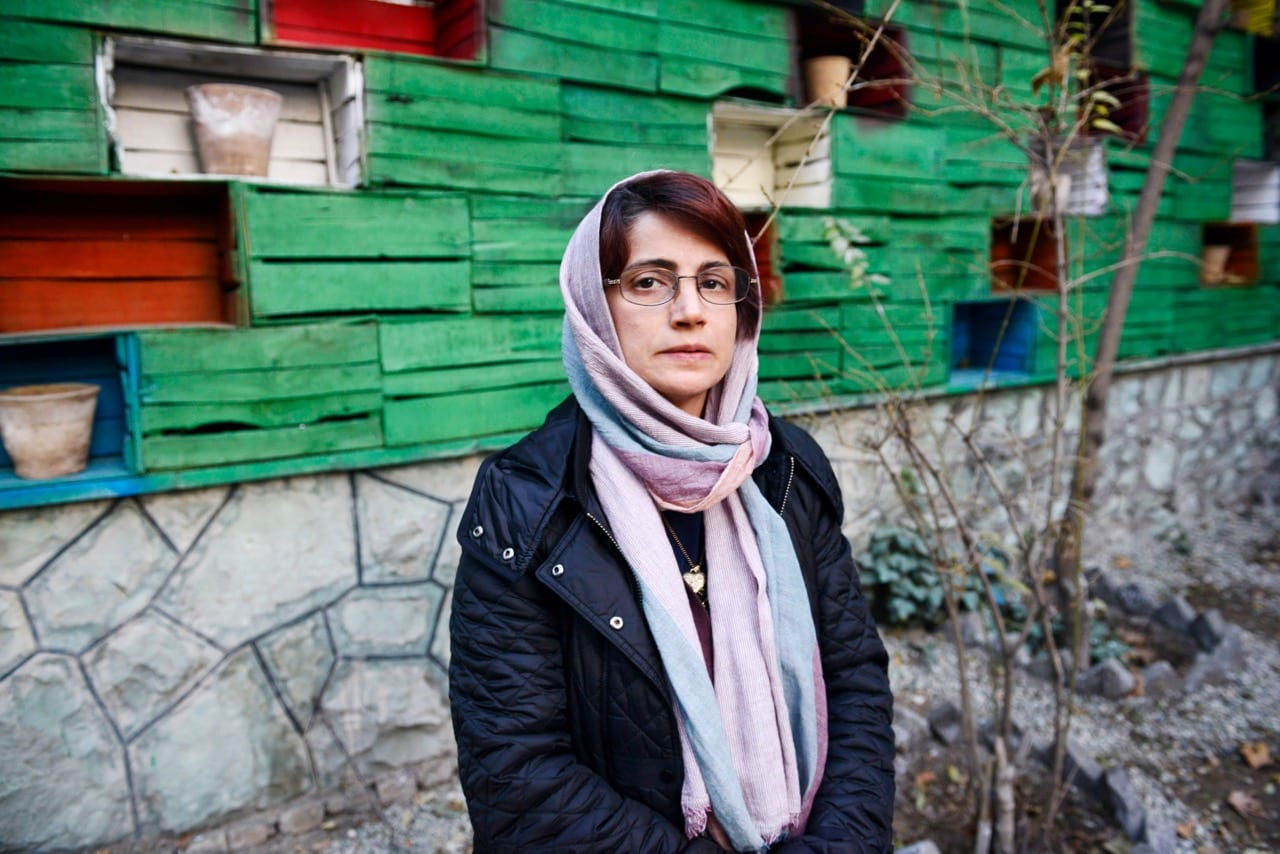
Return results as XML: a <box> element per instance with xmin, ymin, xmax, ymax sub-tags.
<box><xmin>0</xmin><ymin>383</ymin><xmax>100</xmax><ymax>479</ymax></box>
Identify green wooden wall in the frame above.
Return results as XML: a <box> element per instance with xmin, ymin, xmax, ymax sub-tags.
<box><xmin>1</xmin><ymin>0</ymin><xmax>1277</xmax><ymax>508</ymax></box>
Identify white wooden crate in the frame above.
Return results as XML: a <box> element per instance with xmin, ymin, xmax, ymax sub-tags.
<box><xmin>1231</xmin><ymin>159</ymin><xmax>1280</xmax><ymax>224</ymax></box>
<box><xmin>101</xmin><ymin>36</ymin><xmax>364</xmax><ymax>188</ymax></box>
<box><xmin>712</xmin><ymin>101</ymin><xmax>833</xmax><ymax>211</ymax></box>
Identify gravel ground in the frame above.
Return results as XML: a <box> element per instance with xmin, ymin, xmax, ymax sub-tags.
<box><xmin>306</xmin><ymin>503</ymin><xmax>1278</xmax><ymax>853</ymax></box>
<box><xmin>889</xmin><ymin>501</ymin><xmax>1280</xmax><ymax>851</ymax></box>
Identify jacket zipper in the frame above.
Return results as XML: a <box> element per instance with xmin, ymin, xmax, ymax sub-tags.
<box><xmin>585</xmin><ymin>510</ymin><xmax>645</xmax><ymax>605</ymax></box>
<box><xmin>778</xmin><ymin>454</ymin><xmax>796</xmax><ymax>516</ymax></box>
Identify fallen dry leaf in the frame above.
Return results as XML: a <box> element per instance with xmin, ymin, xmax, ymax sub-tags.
<box><xmin>1240</xmin><ymin>740</ymin><xmax>1272</xmax><ymax>769</ymax></box>
<box><xmin>1227</xmin><ymin>789</ymin><xmax>1263</xmax><ymax>819</ymax></box>
<box><xmin>1112</xmin><ymin>555</ymin><xmax>1132</xmax><ymax>569</ymax></box>
<box><xmin>1175</xmin><ymin>819</ymin><xmax>1196</xmax><ymax>839</ymax></box>
<box><xmin>914</xmin><ymin>769</ymin><xmax>938</xmax><ymax>789</ymax></box>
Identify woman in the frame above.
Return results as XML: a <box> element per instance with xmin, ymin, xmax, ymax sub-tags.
<box><xmin>450</xmin><ymin>171</ymin><xmax>894</xmax><ymax>852</ymax></box>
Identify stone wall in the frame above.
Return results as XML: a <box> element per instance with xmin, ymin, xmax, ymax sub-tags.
<box><xmin>1</xmin><ymin>350</ymin><xmax>1276</xmax><ymax>849</ymax></box>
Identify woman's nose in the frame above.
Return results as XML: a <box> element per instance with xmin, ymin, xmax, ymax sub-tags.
<box><xmin>669</xmin><ymin>280</ymin><xmax>706</xmax><ymax>325</ymax></box>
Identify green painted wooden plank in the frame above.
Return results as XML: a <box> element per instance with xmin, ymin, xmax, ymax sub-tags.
<box><xmin>471</xmin><ymin>262</ymin><xmax>559</xmax><ymax>287</ymax></box>
<box><xmin>563</xmin><ymin>141</ymin><xmax>709</xmax><ymax>196</ymax></box>
<box><xmin>490</xmin><ymin>0</ymin><xmax>659</xmax><ymax>52</ymax></box>
<box><xmin>891</xmin><ymin>1</ymin><xmax>1044</xmax><ymax>49</ymax></box>
<box><xmin>0</xmin><ymin>62</ymin><xmax>96</xmax><ymax>110</ymax></box>
<box><xmin>658</xmin><ymin>57</ymin><xmax>789</xmax><ymax>100</ymax></box>
<box><xmin>760</xmin><ymin>305</ymin><xmax>840</xmax><ymax>333</ymax></box>
<box><xmin>143</xmin><ymin>413</ymin><xmax>384</xmax><ymax>470</ymax></box>
<box><xmin>759</xmin><ymin>351</ymin><xmax>842</xmax><ymax>381</ymax></box>
<box><xmin>469</xmin><ymin>194</ymin><xmax>594</xmax><ymax>224</ymax></box>
<box><xmin>380</xmin><ymin>315</ymin><xmax>561</xmax><ymax>373</ymax></box>
<box><xmin>840</xmin><ymin>301</ymin><xmax>940</xmax><ymax>331</ymax></box>
<box><xmin>3</xmin><ymin>0</ymin><xmax>255</xmax><ymax>44</ymax></box>
<box><xmin>242</xmin><ymin>190</ymin><xmax>470</xmax><ymax>260</ymax></box>
<box><xmin>364</xmin><ymin>56</ymin><xmax>562</xmax><ymax>115</ymax></box>
<box><xmin>142</xmin><ymin>363</ymin><xmax>382</xmax><ymax>404</ymax></box>
<box><xmin>776</xmin><ymin>214</ymin><xmax>891</xmax><ymax>244</ymax></box>
<box><xmin>780</xmin><ymin>243</ymin><xmax>859</xmax><ymax>271</ymax></box>
<box><xmin>560</xmin><ymin>0</ymin><xmax>657</xmax><ymax>15</ymax></box>
<box><xmin>562</xmin><ymin>84</ymin><xmax>707</xmax><ymax>127</ymax></box>
<box><xmin>0</xmin><ymin>18</ymin><xmax>95</xmax><ymax>63</ymax></box>
<box><xmin>367</xmin><ymin>152</ymin><xmax>563</xmax><ymax>196</ymax></box>
<box><xmin>138</xmin><ymin>323</ymin><xmax>379</xmax><ymax>374</ymax></box>
<box><xmin>472</xmin><ymin>221</ymin><xmax>575</xmax><ymax>263</ymax></box>
<box><xmin>383</xmin><ymin>381</ymin><xmax>569</xmax><ymax>445</ymax></box>
<box><xmin>833</xmin><ymin>116</ymin><xmax>944</xmax><ymax>181</ymax></box>
<box><xmin>781</xmin><ymin>271</ymin><xmax>870</xmax><ymax>302</ymax></box>
<box><xmin>141</xmin><ymin>390</ymin><xmax>383</xmax><ymax>434</ymax></box>
<box><xmin>383</xmin><ymin>359</ymin><xmax>564</xmax><ymax>397</ymax></box>
<box><xmin>0</xmin><ymin>106</ymin><xmax>100</xmax><ymax>141</ymax></box>
<box><xmin>0</xmin><ymin>139</ymin><xmax>105</xmax><ymax>173</ymax></box>
<box><xmin>366</xmin><ymin>92</ymin><xmax>561</xmax><ymax>141</ymax></box>
<box><xmin>472</xmin><ymin>285</ymin><xmax>565</xmax><ymax>313</ymax></box>
<box><xmin>657</xmin><ymin>0</ymin><xmax>788</xmax><ymax>38</ymax></box>
<box><xmin>489</xmin><ymin>27</ymin><xmax>658</xmax><ymax>92</ymax></box>
<box><xmin>249</xmin><ymin>259</ymin><xmax>471</xmax><ymax>317</ymax></box>
<box><xmin>656</xmin><ymin>19</ymin><xmax>789</xmax><ymax>73</ymax></box>
<box><xmin>368</xmin><ymin>123</ymin><xmax>562</xmax><ymax>172</ymax></box>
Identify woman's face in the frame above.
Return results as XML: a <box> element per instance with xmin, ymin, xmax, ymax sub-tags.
<box><xmin>605</xmin><ymin>211</ymin><xmax>739</xmax><ymax>418</ymax></box>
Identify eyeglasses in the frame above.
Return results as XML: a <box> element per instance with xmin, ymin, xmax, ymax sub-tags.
<box><xmin>604</xmin><ymin>266</ymin><xmax>755</xmax><ymax>306</ymax></box>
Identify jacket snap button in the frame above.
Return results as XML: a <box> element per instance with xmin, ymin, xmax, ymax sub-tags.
<box><xmin>609</xmin><ymin>616</ymin><xmax>624</xmax><ymax>630</ymax></box>
<box><xmin>551</xmin><ymin>564</ymin><xmax>564</xmax><ymax>576</ymax></box>
<box><xmin>501</xmin><ymin>547</ymin><xmax>515</xmax><ymax>561</ymax></box>
<box><xmin>470</xmin><ymin>525</ymin><xmax>484</xmax><ymax>538</ymax></box>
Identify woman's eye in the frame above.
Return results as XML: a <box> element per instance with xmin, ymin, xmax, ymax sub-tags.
<box><xmin>632</xmin><ymin>276</ymin><xmax>662</xmax><ymax>290</ymax></box>
<box><xmin>699</xmin><ymin>275</ymin><xmax>731</xmax><ymax>291</ymax></box>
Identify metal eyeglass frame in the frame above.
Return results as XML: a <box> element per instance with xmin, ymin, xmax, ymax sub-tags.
<box><xmin>603</xmin><ymin>267</ymin><xmax>756</xmax><ymax>306</ymax></box>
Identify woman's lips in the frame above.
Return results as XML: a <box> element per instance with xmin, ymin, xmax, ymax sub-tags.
<box><xmin>660</xmin><ymin>345</ymin><xmax>711</xmax><ymax>355</ymax></box>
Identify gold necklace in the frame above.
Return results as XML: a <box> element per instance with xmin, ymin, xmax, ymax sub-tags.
<box><xmin>662</xmin><ymin>515</ymin><xmax>707</xmax><ymax>606</ymax></box>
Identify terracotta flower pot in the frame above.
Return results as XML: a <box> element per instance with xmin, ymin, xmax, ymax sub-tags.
<box><xmin>185</xmin><ymin>83</ymin><xmax>283</xmax><ymax>177</ymax></box>
<box><xmin>804</xmin><ymin>55</ymin><xmax>853</xmax><ymax>108</ymax></box>
<box><xmin>0</xmin><ymin>383</ymin><xmax>100</xmax><ymax>480</ymax></box>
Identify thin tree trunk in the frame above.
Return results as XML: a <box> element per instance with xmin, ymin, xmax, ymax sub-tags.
<box><xmin>1056</xmin><ymin>0</ymin><xmax>1230</xmax><ymax>654</ymax></box>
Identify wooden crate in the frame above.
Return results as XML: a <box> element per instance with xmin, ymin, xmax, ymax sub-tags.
<box><xmin>238</xmin><ymin>186</ymin><xmax>472</xmax><ymax>319</ymax></box>
<box><xmin>136</xmin><ymin>323</ymin><xmax>383</xmax><ymax>470</ymax></box>
<box><xmin>0</xmin><ymin>19</ymin><xmax>106</xmax><ymax>174</ymax></box>
<box><xmin>0</xmin><ymin>179</ymin><xmax>237</xmax><ymax>335</ymax></box>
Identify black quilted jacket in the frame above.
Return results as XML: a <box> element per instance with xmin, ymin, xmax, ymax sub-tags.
<box><xmin>449</xmin><ymin>398</ymin><xmax>894</xmax><ymax>853</ymax></box>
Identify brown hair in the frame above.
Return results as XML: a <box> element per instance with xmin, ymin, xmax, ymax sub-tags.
<box><xmin>599</xmin><ymin>171</ymin><xmax>761</xmax><ymax>334</ymax></box>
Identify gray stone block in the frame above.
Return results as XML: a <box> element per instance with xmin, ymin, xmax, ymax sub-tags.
<box><xmin>1141</xmin><ymin>808</ymin><xmax>1177</xmax><ymax>853</ymax></box>
<box><xmin>376</xmin><ymin>771</ymin><xmax>417</xmax><ymax>806</ymax></box>
<box><xmin>226</xmin><ymin>818</ymin><xmax>273</xmax><ymax>849</ymax></box>
<box><xmin>1152</xmin><ymin>595</ymin><xmax>1196</xmax><ymax>634</ymax></box>
<box><xmin>257</xmin><ymin>613</ymin><xmax>334</xmax><ymax>731</ymax></box>
<box><xmin>1190</xmin><ymin>608</ymin><xmax>1226</xmax><ymax>651</ymax></box>
<box><xmin>1140</xmin><ymin>660</ymin><xmax>1181</xmax><ymax>699</ymax></box>
<box><xmin>1026</xmin><ymin>649</ymin><xmax>1073</xmax><ymax>683</ymax></box>
<box><xmin>279</xmin><ymin>799</ymin><xmax>325</xmax><ymax>835</ymax></box>
<box><xmin>927</xmin><ymin>702</ymin><xmax>963</xmax><ymax>746</ymax></box>
<box><xmin>1103</xmin><ymin>766</ymin><xmax>1146</xmax><ymax>841</ymax></box>
<box><xmin>155</xmin><ymin>477</ymin><xmax>357</xmax><ymax>649</ymax></box>
<box><xmin>129</xmin><ymin>648</ymin><xmax>310</xmax><ymax>835</ymax></box>
<box><xmin>0</xmin><ymin>589</ymin><xmax>36</xmax><ymax>677</ymax></box>
<box><xmin>0</xmin><ymin>500</ymin><xmax>111</xmax><ymax>587</ymax></box>
<box><xmin>1115</xmin><ymin>583</ymin><xmax>1158</xmax><ymax>617</ymax></box>
<box><xmin>893</xmin><ymin>706</ymin><xmax>931</xmax><ymax>753</ymax></box>
<box><xmin>1076</xmin><ymin>658</ymin><xmax>1137</xmax><ymax>699</ymax></box>
<box><xmin>83</xmin><ymin>610</ymin><xmax>220</xmax><ymax>739</ymax></box>
<box><xmin>310</xmin><ymin>659</ymin><xmax>452</xmax><ymax>781</ymax></box>
<box><xmin>327</xmin><ymin>584</ymin><xmax>442</xmax><ymax>658</ymax></box>
<box><xmin>354</xmin><ymin>474</ymin><xmax>452</xmax><ymax>584</ymax></box>
<box><xmin>979</xmin><ymin>718</ymin><xmax>1024</xmax><ymax>754</ymax></box>
<box><xmin>25</xmin><ymin>502</ymin><xmax>176</xmax><ymax>651</ymax></box>
<box><xmin>185</xmin><ymin>830</ymin><xmax>229</xmax><ymax>853</ymax></box>
<box><xmin>0</xmin><ymin>654</ymin><xmax>134</xmax><ymax>850</ymax></box>
<box><xmin>1036</xmin><ymin>737</ymin><xmax>1104</xmax><ymax>799</ymax></box>
<box><xmin>939</xmin><ymin>612</ymin><xmax>985</xmax><ymax>648</ymax></box>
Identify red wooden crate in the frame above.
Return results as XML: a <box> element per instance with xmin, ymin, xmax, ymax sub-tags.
<box><xmin>272</xmin><ymin>0</ymin><xmax>436</xmax><ymax>56</ymax></box>
<box><xmin>0</xmin><ymin>181</ymin><xmax>235</xmax><ymax>336</ymax></box>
